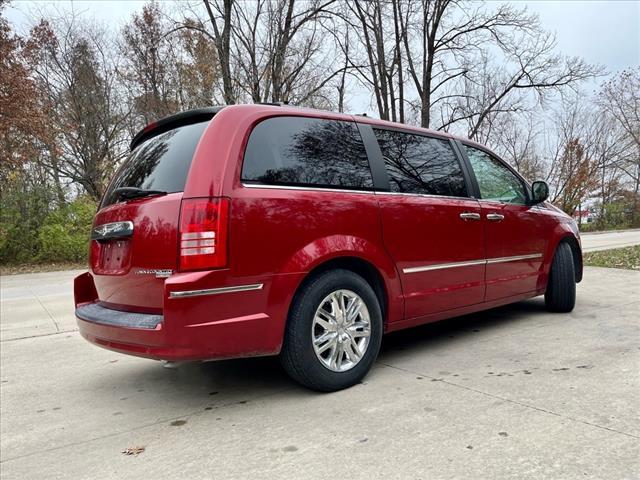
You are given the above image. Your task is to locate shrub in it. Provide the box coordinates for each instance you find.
[0,173,56,264]
[591,201,632,232]
[37,197,96,263]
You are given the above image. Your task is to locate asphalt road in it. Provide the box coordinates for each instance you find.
[1,233,639,479]
[581,228,640,252]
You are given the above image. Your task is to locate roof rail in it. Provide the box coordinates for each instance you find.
[255,101,290,107]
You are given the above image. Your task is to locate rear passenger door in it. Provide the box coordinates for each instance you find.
[368,127,485,320]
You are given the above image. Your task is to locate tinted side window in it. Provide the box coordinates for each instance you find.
[242,117,373,189]
[103,121,208,207]
[373,129,467,197]
[464,146,527,204]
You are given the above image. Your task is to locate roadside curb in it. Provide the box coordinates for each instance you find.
[580,228,640,236]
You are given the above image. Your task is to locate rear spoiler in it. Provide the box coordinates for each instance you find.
[130,106,225,150]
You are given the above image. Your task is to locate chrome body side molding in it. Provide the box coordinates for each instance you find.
[403,259,486,274]
[486,253,542,264]
[403,253,543,274]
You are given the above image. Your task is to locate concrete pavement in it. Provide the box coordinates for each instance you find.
[1,264,639,479]
[581,229,640,252]
[0,269,83,342]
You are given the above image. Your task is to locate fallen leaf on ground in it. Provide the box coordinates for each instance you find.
[122,446,145,456]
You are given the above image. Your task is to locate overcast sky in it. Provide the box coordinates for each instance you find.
[516,0,639,75]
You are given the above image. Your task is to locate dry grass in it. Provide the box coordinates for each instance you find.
[583,245,640,271]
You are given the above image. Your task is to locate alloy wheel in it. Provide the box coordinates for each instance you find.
[311,289,371,372]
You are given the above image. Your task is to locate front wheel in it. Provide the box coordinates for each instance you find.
[280,269,383,392]
[545,242,576,313]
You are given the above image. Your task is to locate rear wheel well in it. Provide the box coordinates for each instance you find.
[558,236,583,283]
[293,257,388,325]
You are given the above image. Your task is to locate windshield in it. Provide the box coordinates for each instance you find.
[102,121,209,207]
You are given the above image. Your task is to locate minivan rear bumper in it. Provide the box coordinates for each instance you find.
[74,270,304,361]
[77,303,163,329]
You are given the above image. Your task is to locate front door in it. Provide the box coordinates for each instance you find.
[372,128,485,320]
[463,145,550,301]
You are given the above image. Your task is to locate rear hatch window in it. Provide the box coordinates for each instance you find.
[102,121,209,207]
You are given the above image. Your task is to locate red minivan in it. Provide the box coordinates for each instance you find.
[75,104,582,391]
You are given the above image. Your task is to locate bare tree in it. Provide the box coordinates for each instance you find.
[26,17,129,200]
[335,28,350,113]
[341,0,599,135]
[266,0,336,103]
[120,2,182,125]
[490,113,544,181]
[544,96,606,216]
[202,0,235,104]
[598,68,640,225]
[346,0,397,121]
[231,0,339,105]
[174,0,340,106]
[451,26,601,140]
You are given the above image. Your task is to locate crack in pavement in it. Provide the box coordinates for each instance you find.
[31,292,61,333]
[1,329,79,343]
[377,362,640,440]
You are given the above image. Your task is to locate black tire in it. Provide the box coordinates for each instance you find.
[280,269,383,392]
[545,242,576,313]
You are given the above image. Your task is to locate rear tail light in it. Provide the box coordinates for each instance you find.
[179,197,229,271]
[90,239,100,270]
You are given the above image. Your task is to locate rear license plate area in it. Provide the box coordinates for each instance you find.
[92,239,132,275]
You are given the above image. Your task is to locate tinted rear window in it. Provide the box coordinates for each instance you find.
[102,121,208,206]
[241,116,373,189]
[374,129,467,197]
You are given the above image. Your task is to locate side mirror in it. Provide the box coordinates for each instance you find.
[531,180,549,205]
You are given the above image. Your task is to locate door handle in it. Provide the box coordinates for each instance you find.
[487,213,505,221]
[459,212,481,221]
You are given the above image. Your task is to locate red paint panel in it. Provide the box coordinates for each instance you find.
[377,193,485,319]
[90,193,182,310]
[482,201,556,301]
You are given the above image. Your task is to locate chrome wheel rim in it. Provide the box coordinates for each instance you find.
[311,289,371,372]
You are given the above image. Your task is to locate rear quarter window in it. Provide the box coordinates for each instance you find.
[102,121,209,207]
[241,116,373,190]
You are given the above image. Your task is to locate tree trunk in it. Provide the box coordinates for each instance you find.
[203,0,235,104]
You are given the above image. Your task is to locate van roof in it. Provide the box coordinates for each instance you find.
[131,103,483,151]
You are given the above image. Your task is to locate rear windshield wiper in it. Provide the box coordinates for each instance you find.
[112,187,168,201]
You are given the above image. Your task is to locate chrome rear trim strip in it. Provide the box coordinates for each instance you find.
[375,191,474,201]
[403,259,486,274]
[241,183,477,201]
[241,183,374,195]
[169,283,264,299]
[403,253,542,274]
